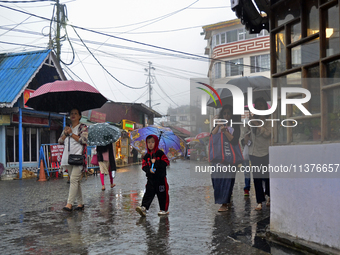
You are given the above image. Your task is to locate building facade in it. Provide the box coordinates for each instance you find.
[0,50,66,176]
[202,19,270,87]
[231,0,340,251]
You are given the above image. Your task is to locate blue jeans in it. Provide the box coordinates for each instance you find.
[242,160,251,191]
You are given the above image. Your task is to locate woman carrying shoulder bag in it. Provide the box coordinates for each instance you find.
[211,104,241,212]
[59,108,88,211]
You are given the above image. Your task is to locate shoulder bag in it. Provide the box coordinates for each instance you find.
[208,132,244,165]
[68,135,84,165]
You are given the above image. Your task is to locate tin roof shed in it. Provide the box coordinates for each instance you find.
[0,49,66,108]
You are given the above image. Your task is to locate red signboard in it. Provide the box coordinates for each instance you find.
[51,145,64,162]
[89,110,106,123]
[24,89,35,108]
[12,114,49,126]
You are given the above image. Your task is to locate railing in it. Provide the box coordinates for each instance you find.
[37,144,99,179]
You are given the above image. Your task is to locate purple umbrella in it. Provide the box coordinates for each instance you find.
[130,125,187,161]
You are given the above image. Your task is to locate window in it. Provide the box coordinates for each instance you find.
[221,33,226,44]
[216,34,220,45]
[179,116,188,121]
[227,30,237,43]
[250,54,270,73]
[325,4,340,57]
[212,28,269,49]
[270,0,340,144]
[259,29,269,36]
[214,62,221,79]
[212,36,216,48]
[238,29,246,40]
[226,58,243,77]
[6,126,38,163]
[170,116,176,122]
[245,31,257,40]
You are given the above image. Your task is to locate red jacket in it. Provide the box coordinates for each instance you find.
[142,135,169,179]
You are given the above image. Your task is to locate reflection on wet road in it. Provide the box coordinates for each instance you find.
[0,161,302,254]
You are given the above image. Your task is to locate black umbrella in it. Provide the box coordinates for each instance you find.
[88,123,121,146]
[26,80,107,113]
[207,76,271,108]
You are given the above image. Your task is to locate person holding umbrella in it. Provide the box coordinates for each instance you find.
[97,143,116,191]
[136,135,170,217]
[87,122,121,191]
[59,108,88,211]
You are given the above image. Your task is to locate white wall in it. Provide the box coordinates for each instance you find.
[269,143,340,249]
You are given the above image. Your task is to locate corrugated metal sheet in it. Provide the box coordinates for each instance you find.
[0,49,51,107]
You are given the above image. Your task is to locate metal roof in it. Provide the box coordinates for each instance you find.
[0,49,51,108]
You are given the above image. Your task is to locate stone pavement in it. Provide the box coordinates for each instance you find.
[0,160,303,254]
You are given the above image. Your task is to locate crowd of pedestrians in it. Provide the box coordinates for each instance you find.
[58,97,271,216]
[210,97,271,212]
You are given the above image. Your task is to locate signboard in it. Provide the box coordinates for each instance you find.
[135,123,143,129]
[0,115,10,125]
[89,110,106,123]
[120,138,129,157]
[50,145,64,162]
[12,114,49,126]
[122,119,135,131]
[24,89,35,108]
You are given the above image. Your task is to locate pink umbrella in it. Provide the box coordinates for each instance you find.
[184,137,195,143]
[195,132,210,140]
[26,80,107,113]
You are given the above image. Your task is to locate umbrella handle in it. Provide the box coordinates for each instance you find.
[151,163,155,173]
[159,131,163,141]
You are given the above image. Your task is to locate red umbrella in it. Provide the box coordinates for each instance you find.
[184,137,196,143]
[26,80,107,113]
[195,132,210,140]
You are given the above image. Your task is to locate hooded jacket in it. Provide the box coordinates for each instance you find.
[142,134,170,178]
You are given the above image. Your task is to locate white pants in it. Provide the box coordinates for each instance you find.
[67,165,83,205]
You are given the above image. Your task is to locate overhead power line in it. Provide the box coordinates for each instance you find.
[0,40,45,48]
[87,0,198,30]
[0,5,211,61]
[154,76,179,107]
[119,0,199,35]
[72,26,148,90]
[0,0,54,2]
[0,4,270,71]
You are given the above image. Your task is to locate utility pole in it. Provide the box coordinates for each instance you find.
[56,0,61,63]
[48,0,66,64]
[144,61,155,108]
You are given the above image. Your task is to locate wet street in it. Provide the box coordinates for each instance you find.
[0,160,303,254]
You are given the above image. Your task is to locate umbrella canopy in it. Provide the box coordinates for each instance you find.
[245,103,271,110]
[26,80,107,113]
[130,125,187,161]
[207,76,271,108]
[184,137,195,143]
[88,123,121,146]
[195,132,210,140]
